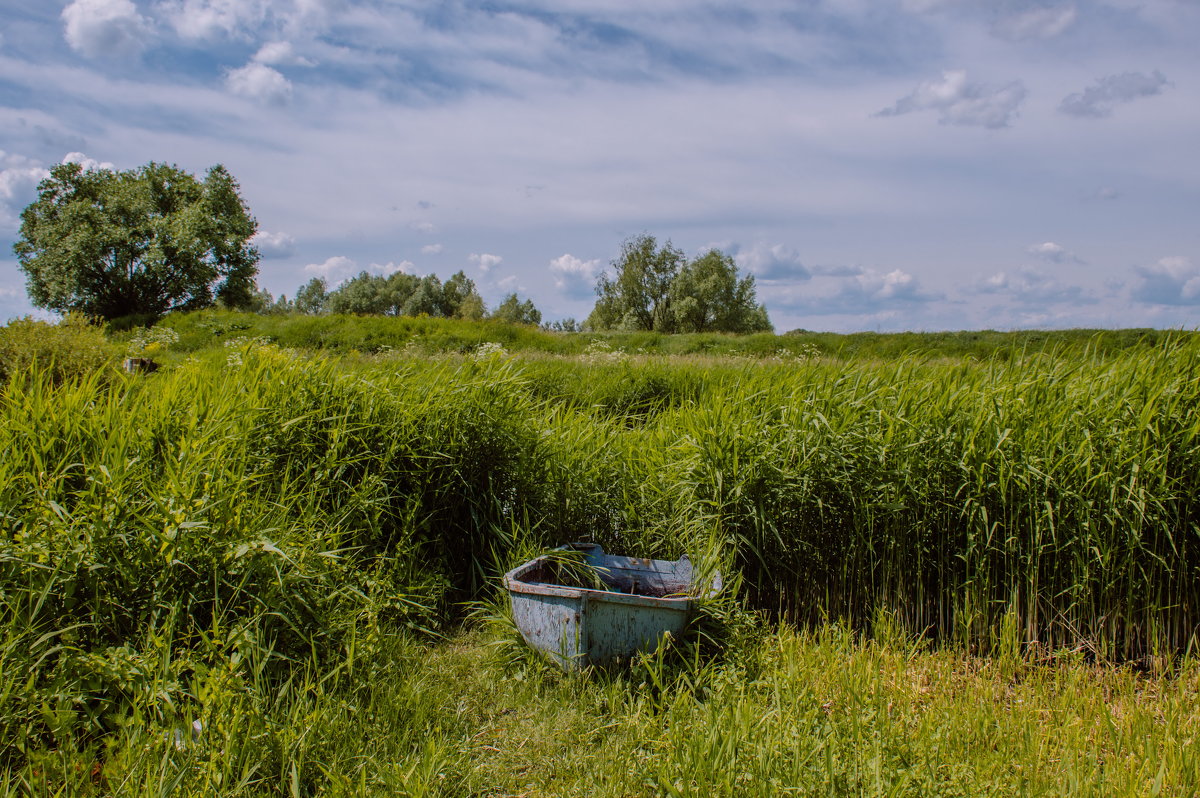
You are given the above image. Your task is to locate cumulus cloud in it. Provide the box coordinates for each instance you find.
[371,260,415,276]
[62,152,115,171]
[976,267,1088,305]
[420,243,444,255]
[251,230,296,258]
[304,255,356,282]
[163,0,263,41]
[1059,71,1170,118]
[0,152,50,230]
[1027,241,1082,264]
[470,253,502,274]
[1131,257,1200,305]
[732,243,810,281]
[991,5,1077,40]
[409,220,436,234]
[61,0,153,59]
[253,41,315,67]
[780,266,942,315]
[877,70,1027,129]
[548,253,601,299]
[225,62,293,105]
[0,153,49,200]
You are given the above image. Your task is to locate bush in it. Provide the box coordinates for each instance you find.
[0,314,117,384]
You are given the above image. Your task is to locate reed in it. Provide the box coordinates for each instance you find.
[2,325,1198,790]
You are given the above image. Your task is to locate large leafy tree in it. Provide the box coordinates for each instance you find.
[587,234,684,332]
[586,234,773,333]
[669,249,772,333]
[14,161,260,319]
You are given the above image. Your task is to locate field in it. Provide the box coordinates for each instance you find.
[2,313,1198,795]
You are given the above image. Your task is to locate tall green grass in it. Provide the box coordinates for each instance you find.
[3,331,1199,787]
[138,308,1192,361]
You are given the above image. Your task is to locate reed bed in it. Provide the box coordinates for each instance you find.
[2,330,1198,790]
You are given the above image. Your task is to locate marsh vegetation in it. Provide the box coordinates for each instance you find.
[2,314,1197,795]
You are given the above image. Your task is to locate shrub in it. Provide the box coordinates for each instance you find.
[0,313,117,384]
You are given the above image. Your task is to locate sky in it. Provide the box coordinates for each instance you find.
[1,0,1197,332]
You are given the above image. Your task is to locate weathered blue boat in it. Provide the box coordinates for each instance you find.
[503,543,722,669]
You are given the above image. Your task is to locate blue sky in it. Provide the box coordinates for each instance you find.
[1,0,1197,332]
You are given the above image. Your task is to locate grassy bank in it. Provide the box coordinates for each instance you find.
[127,309,1192,362]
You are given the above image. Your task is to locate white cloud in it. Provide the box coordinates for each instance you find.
[0,152,50,231]
[420,243,443,255]
[303,257,411,283]
[877,70,1027,129]
[548,253,600,298]
[370,260,414,276]
[1027,241,1082,264]
[774,266,942,316]
[251,230,296,258]
[0,153,49,200]
[163,0,264,41]
[303,255,356,282]
[409,220,436,234]
[991,5,1077,40]
[225,62,293,105]
[732,243,810,281]
[1059,71,1170,118]
[253,41,315,67]
[470,252,502,274]
[61,0,153,59]
[62,152,115,171]
[1131,257,1200,306]
[976,267,1088,305]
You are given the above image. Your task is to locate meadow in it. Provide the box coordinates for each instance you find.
[1,312,1198,795]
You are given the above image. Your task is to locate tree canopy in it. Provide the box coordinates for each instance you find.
[586,234,772,334]
[14,161,260,320]
[490,292,542,326]
[669,249,772,333]
[587,234,684,332]
[306,269,487,320]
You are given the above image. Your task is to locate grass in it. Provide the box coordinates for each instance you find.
[6,623,1198,796]
[2,314,1199,794]
[121,309,1194,362]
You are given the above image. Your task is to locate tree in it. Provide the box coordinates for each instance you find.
[490,293,542,326]
[442,270,486,320]
[669,249,772,333]
[14,161,259,320]
[403,275,446,317]
[293,277,329,315]
[587,234,684,332]
[586,235,774,334]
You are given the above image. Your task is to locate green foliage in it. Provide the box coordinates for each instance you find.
[13,162,259,320]
[588,233,684,331]
[292,276,328,315]
[4,330,1200,792]
[0,314,117,384]
[669,249,772,333]
[149,309,1194,363]
[587,235,772,333]
[490,292,542,326]
[323,269,485,320]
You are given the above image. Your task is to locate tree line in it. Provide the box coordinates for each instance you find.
[13,161,769,333]
[255,271,541,327]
